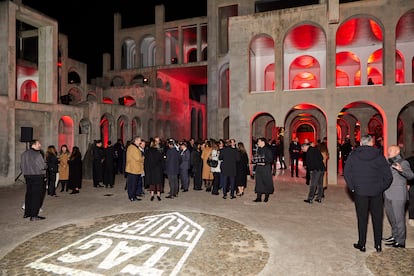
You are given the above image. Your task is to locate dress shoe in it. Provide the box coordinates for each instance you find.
[70,190,79,194]
[375,245,382,252]
[157,196,161,201]
[150,196,154,201]
[353,243,366,252]
[253,198,262,202]
[304,199,313,204]
[130,198,137,202]
[134,197,142,201]
[222,196,227,199]
[315,199,322,203]
[166,195,173,199]
[23,214,29,218]
[30,216,46,221]
[231,195,236,199]
[183,189,188,192]
[392,242,405,248]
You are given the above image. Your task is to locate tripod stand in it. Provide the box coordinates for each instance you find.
[15,142,30,182]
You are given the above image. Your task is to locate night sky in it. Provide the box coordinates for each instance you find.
[21,0,207,81]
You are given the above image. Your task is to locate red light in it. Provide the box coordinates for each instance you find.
[57,62,62,67]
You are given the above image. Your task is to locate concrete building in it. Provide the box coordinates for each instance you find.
[1,0,414,186]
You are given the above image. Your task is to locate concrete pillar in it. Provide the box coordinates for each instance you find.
[197,23,202,62]
[113,13,121,71]
[38,25,57,103]
[155,5,165,66]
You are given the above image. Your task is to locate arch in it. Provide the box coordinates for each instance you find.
[397,101,414,156]
[156,77,164,89]
[289,55,320,89]
[140,35,156,67]
[58,116,74,151]
[110,76,126,87]
[336,16,384,86]
[121,38,136,69]
[103,97,113,104]
[187,48,197,63]
[249,34,275,92]
[219,64,229,108]
[79,118,91,134]
[68,87,82,104]
[100,113,115,147]
[336,51,360,87]
[87,92,98,102]
[130,74,148,86]
[165,101,171,114]
[131,117,142,140]
[117,115,129,144]
[20,79,37,102]
[68,71,81,84]
[284,23,326,90]
[396,9,414,84]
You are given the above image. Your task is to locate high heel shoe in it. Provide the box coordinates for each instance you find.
[157,196,161,201]
[353,243,366,252]
[150,196,154,201]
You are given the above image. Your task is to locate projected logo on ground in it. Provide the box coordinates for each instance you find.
[27,212,204,275]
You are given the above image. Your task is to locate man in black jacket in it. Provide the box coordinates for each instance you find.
[344,134,392,253]
[302,142,325,204]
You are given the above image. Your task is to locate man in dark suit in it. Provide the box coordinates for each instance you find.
[344,134,392,253]
[289,137,301,177]
[219,139,240,199]
[302,142,325,203]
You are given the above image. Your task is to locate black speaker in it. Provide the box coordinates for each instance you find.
[20,127,33,142]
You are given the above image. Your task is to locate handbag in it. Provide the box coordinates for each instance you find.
[207,158,218,168]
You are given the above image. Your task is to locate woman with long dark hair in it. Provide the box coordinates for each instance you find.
[236,142,249,196]
[46,145,59,197]
[68,146,82,194]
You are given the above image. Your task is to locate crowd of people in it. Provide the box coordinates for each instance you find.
[20,131,414,251]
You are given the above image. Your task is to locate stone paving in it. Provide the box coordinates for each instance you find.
[0,170,413,275]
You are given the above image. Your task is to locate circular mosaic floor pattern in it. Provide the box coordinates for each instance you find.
[0,212,269,275]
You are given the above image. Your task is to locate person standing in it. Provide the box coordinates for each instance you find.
[302,142,325,203]
[164,140,181,198]
[179,141,191,192]
[252,137,274,202]
[289,137,301,177]
[45,145,59,197]
[236,142,249,196]
[210,140,222,195]
[125,136,144,202]
[340,137,353,175]
[103,141,116,188]
[92,140,105,188]
[344,134,392,253]
[317,137,329,191]
[68,146,82,194]
[113,138,126,174]
[58,144,70,192]
[276,137,287,170]
[21,139,47,221]
[191,142,203,190]
[219,139,240,199]
[383,145,414,248]
[145,139,165,201]
[201,140,214,192]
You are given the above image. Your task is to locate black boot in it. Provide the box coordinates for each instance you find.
[264,194,269,202]
[60,182,65,192]
[253,194,262,202]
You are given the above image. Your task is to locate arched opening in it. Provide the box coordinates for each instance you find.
[58,116,74,151]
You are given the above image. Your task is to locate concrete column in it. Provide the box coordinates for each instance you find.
[326,109,338,185]
[155,5,165,66]
[178,27,183,63]
[113,13,121,71]
[38,25,57,104]
[197,23,202,62]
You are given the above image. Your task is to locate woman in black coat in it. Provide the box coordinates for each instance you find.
[68,146,82,194]
[191,142,203,190]
[144,140,164,201]
[253,137,274,202]
[236,142,249,196]
[46,145,59,196]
